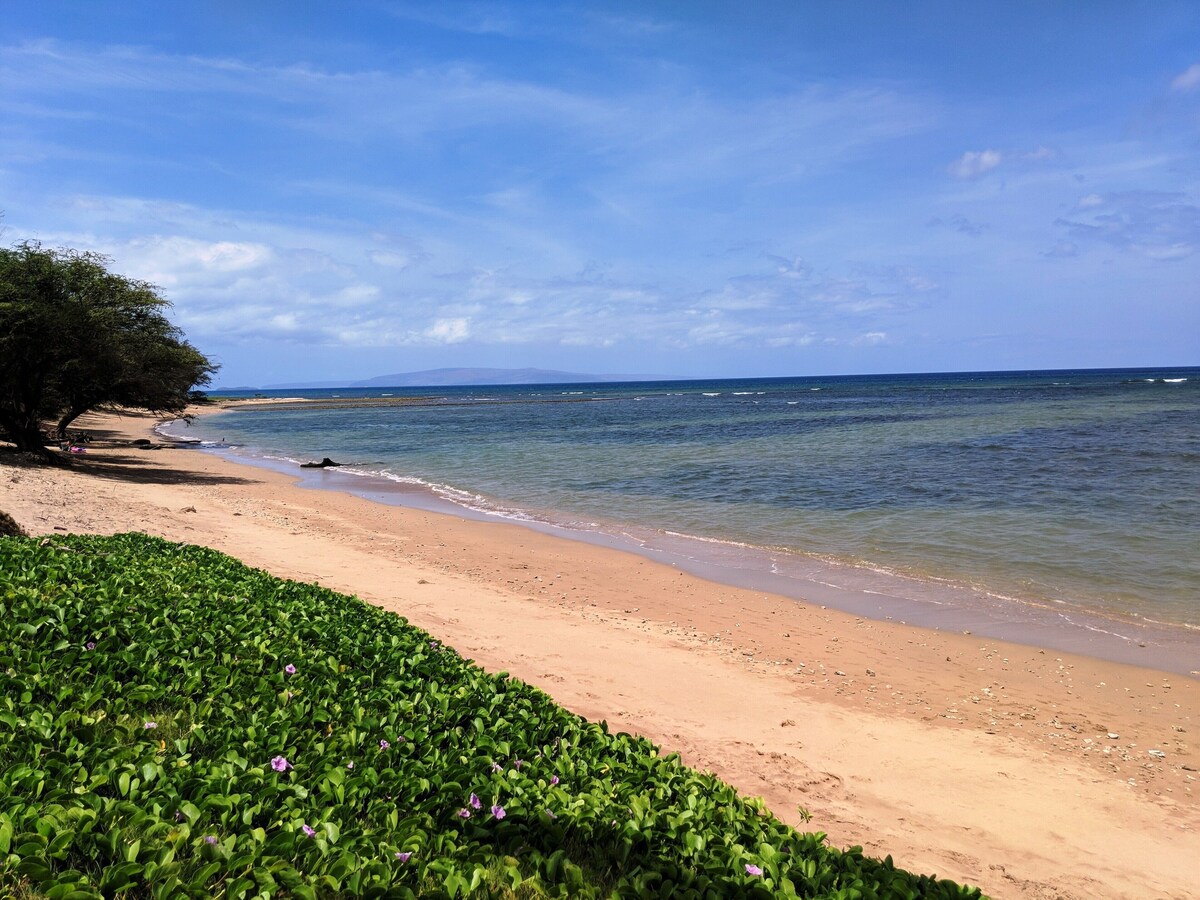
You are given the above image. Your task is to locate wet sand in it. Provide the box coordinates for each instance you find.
[3,408,1198,899]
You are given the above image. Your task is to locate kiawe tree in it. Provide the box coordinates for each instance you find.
[0,241,217,455]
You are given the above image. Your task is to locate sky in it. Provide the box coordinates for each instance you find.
[2,1,1199,386]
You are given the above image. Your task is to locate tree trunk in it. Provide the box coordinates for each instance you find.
[0,410,55,457]
[56,407,88,441]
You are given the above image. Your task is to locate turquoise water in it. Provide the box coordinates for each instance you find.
[173,368,1200,638]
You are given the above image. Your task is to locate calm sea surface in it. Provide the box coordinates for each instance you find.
[168,368,1199,662]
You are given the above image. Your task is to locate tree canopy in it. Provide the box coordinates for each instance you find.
[0,241,217,455]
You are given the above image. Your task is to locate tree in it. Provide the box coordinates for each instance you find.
[0,241,218,455]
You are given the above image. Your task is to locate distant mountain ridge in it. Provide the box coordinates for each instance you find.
[253,367,667,390]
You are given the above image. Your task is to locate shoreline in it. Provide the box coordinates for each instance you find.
[164,403,1200,679]
[3,407,1199,899]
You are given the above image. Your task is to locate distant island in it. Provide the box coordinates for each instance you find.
[226,367,671,390]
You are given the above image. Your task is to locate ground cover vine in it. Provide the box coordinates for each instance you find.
[0,533,985,898]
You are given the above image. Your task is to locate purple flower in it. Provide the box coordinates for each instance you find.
[550,775,559,785]
[144,721,157,729]
[204,835,218,845]
[379,739,390,750]
[491,805,506,820]
[271,755,291,772]
[745,864,763,876]
[395,851,412,862]
[469,793,482,810]
[457,808,471,819]
[174,810,185,822]
[490,762,502,773]
[514,759,524,770]
[346,761,355,770]
[302,824,316,837]
[284,664,296,675]
[85,642,96,650]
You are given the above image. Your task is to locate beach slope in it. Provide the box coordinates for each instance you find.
[3,409,1197,899]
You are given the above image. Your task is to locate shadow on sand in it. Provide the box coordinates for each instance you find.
[0,442,257,489]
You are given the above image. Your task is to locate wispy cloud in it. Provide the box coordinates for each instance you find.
[381,2,520,36]
[1171,63,1200,92]
[4,4,1198,379]
[1,39,932,194]
[927,214,985,237]
[24,189,929,357]
[948,149,1002,179]
[1056,190,1200,260]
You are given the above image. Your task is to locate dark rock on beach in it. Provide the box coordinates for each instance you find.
[300,457,342,468]
[0,510,27,537]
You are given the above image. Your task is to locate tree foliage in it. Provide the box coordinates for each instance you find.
[0,241,217,454]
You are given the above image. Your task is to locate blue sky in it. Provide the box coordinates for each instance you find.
[3,2,1198,386]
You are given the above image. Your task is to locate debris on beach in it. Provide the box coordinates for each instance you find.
[300,457,343,468]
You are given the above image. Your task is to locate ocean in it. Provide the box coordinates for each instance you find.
[164,367,1200,673]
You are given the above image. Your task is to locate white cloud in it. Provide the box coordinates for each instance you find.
[765,332,817,349]
[852,331,888,346]
[948,149,1002,179]
[1171,63,1200,92]
[424,317,471,343]
[370,250,416,269]
[95,235,275,288]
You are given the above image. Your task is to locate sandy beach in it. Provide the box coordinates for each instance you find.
[3,408,1198,899]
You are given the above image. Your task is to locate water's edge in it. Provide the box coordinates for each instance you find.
[161,415,1199,679]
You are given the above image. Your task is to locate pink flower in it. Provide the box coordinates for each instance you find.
[379,739,390,750]
[745,864,763,876]
[395,851,412,862]
[490,762,502,773]
[271,755,291,772]
[284,664,296,674]
[144,721,157,729]
[302,824,316,837]
[550,776,559,785]
[469,793,482,810]
[514,759,524,770]
[491,805,506,820]
[346,761,354,769]
[457,808,471,819]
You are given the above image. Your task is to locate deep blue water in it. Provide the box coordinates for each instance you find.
[177,367,1200,631]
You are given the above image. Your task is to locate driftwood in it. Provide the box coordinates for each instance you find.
[300,457,342,468]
